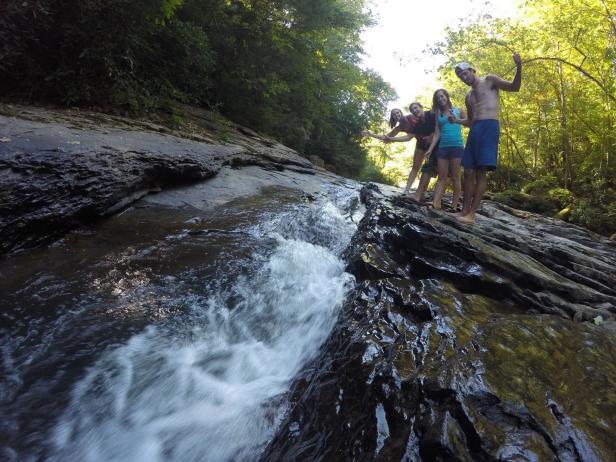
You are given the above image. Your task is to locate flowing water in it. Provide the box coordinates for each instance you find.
[1,175,362,461]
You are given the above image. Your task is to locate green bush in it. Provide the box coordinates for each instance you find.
[492,190,557,214]
[0,0,215,109]
[569,198,616,236]
[547,187,574,209]
[522,175,559,195]
[358,162,390,184]
[493,183,615,236]
[488,164,528,192]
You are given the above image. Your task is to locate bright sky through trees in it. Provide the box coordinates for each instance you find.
[361,0,520,110]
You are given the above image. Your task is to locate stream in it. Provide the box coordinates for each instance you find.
[1,167,362,461]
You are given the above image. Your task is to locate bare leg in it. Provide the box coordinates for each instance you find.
[457,168,488,224]
[404,148,426,194]
[411,172,432,202]
[458,168,475,217]
[451,158,462,210]
[432,157,449,209]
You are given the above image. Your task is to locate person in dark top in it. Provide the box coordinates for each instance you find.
[364,103,437,198]
[363,107,419,194]
[408,102,436,150]
[363,108,416,141]
[384,102,437,200]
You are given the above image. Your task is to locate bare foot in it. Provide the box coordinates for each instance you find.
[455,214,475,224]
[452,209,468,218]
[408,195,420,202]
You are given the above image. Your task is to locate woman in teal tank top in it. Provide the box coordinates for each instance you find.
[425,89,467,210]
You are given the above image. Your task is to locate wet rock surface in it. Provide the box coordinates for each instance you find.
[3,106,616,461]
[0,105,313,254]
[264,184,616,461]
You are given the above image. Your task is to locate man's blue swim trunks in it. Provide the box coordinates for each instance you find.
[462,119,500,170]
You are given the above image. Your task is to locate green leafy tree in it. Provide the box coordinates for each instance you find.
[1,0,395,176]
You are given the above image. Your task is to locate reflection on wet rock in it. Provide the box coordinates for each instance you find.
[265,183,616,461]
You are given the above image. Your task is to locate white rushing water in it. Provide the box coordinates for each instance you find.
[50,191,359,461]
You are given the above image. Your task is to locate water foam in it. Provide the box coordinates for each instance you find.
[51,194,358,461]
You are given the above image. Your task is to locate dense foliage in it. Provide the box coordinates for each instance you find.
[0,0,395,176]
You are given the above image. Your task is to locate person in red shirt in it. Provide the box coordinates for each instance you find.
[363,105,435,197]
[363,108,417,140]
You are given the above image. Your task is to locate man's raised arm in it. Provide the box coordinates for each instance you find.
[489,53,522,92]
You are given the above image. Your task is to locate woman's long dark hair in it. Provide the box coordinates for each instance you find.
[432,89,453,115]
[389,108,404,129]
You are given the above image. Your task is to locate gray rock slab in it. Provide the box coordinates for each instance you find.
[0,112,315,255]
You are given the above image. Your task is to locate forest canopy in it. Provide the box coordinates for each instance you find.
[0,0,395,176]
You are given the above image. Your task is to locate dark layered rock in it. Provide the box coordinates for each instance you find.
[4,105,616,460]
[0,105,313,254]
[264,184,616,461]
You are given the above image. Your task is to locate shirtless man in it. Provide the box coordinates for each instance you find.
[454,53,522,224]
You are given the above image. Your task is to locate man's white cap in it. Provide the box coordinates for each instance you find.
[455,62,474,73]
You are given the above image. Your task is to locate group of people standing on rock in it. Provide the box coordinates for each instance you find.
[363,53,522,224]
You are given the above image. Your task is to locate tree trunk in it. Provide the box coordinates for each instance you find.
[556,61,573,188]
[542,109,554,171]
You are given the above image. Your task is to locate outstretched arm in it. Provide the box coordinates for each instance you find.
[386,127,401,138]
[361,127,410,142]
[453,107,471,127]
[488,52,522,92]
[363,126,401,141]
[385,133,415,143]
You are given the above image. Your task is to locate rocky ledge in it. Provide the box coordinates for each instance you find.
[3,105,616,461]
[265,184,616,461]
[0,104,314,255]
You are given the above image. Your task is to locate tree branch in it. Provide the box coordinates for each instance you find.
[512,57,616,104]
[502,130,528,170]
[599,0,616,37]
